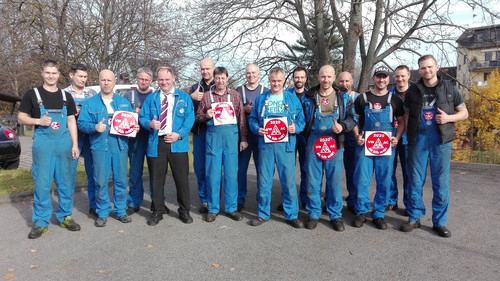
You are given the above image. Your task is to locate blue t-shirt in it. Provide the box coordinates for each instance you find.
[267,93,285,114]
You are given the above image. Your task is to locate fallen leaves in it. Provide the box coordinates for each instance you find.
[2,273,14,279]
[211,263,220,268]
[147,245,153,248]
[98,270,107,274]
[118,230,125,234]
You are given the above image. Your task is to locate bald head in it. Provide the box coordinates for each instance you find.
[99,69,116,96]
[245,63,261,87]
[200,58,215,83]
[337,71,354,94]
[318,65,336,92]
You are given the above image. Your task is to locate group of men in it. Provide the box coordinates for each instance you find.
[19,54,467,239]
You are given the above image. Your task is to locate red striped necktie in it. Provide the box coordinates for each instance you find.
[160,94,168,131]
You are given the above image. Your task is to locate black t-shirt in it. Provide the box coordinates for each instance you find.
[19,86,77,118]
[354,91,404,130]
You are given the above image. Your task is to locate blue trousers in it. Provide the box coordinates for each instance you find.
[237,141,259,205]
[407,133,451,227]
[71,132,96,209]
[305,138,344,220]
[353,145,394,219]
[92,138,128,218]
[32,134,73,227]
[256,142,299,221]
[343,144,357,208]
[389,140,409,207]
[126,131,150,209]
[296,133,307,205]
[193,130,207,204]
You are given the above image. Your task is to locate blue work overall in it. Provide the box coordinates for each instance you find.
[353,93,395,219]
[344,92,359,209]
[71,96,96,210]
[92,113,128,219]
[305,96,344,220]
[31,89,73,227]
[205,92,239,214]
[407,99,450,227]
[257,102,299,221]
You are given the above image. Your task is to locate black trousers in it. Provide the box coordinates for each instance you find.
[148,138,190,214]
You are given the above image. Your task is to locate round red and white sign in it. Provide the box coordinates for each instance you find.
[424,112,434,120]
[373,103,382,109]
[365,132,391,155]
[314,136,337,160]
[50,121,60,130]
[321,98,329,105]
[213,102,235,123]
[264,118,288,142]
[112,112,137,135]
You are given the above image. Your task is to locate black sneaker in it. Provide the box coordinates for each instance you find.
[373,218,388,230]
[114,215,132,223]
[400,220,421,232]
[237,204,244,212]
[433,226,451,238]
[353,213,367,228]
[385,204,398,211]
[227,211,243,221]
[305,218,318,230]
[179,212,193,224]
[60,216,81,231]
[95,218,107,227]
[28,226,48,239]
[199,202,208,213]
[205,212,217,222]
[250,217,267,226]
[89,208,97,217]
[286,219,304,229]
[147,213,163,226]
[330,218,345,232]
[276,204,284,211]
[126,206,140,216]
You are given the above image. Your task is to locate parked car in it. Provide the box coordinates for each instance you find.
[0,123,21,169]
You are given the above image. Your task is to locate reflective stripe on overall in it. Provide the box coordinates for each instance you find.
[256,98,299,221]
[205,90,239,214]
[353,93,394,219]
[92,113,129,218]
[407,98,450,226]
[305,94,344,220]
[71,95,96,209]
[31,88,73,227]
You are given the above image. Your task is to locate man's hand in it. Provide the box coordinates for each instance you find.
[258,127,266,136]
[331,118,343,134]
[190,85,204,101]
[288,120,296,134]
[134,124,140,132]
[207,108,214,118]
[134,103,141,114]
[436,108,449,124]
[71,145,79,160]
[39,112,51,126]
[355,131,365,146]
[164,132,180,143]
[244,102,253,114]
[240,141,248,152]
[150,116,160,130]
[95,118,107,133]
[390,136,399,147]
[75,103,81,117]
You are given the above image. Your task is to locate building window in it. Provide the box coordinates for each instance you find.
[485,52,493,61]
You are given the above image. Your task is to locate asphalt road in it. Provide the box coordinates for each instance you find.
[1,136,499,280]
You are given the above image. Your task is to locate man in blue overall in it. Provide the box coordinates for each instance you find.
[400,55,468,238]
[236,63,268,212]
[123,68,154,216]
[387,65,411,212]
[336,72,359,213]
[196,66,247,222]
[78,69,139,227]
[18,60,81,239]
[189,58,215,213]
[352,67,405,229]
[63,63,97,216]
[248,67,305,228]
[302,65,356,231]
[139,66,195,226]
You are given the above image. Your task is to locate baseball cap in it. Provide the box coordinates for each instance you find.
[373,66,390,77]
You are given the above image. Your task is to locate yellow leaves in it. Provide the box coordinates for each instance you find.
[98,270,107,274]
[146,244,153,248]
[211,263,220,268]
[2,273,14,279]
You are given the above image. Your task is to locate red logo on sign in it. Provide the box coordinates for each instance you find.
[393,120,398,128]
[424,112,434,120]
[321,98,329,105]
[264,118,288,142]
[112,112,137,135]
[373,103,382,109]
[213,102,235,123]
[366,132,391,155]
[50,122,60,130]
[314,136,337,160]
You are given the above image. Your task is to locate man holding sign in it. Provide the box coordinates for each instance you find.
[351,67,405,230]
[78,69,139,227]
[248,67,306,228]
[302,65,356,231]
[195,66,247,223]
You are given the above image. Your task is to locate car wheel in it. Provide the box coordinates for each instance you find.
[3,159,20,170]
